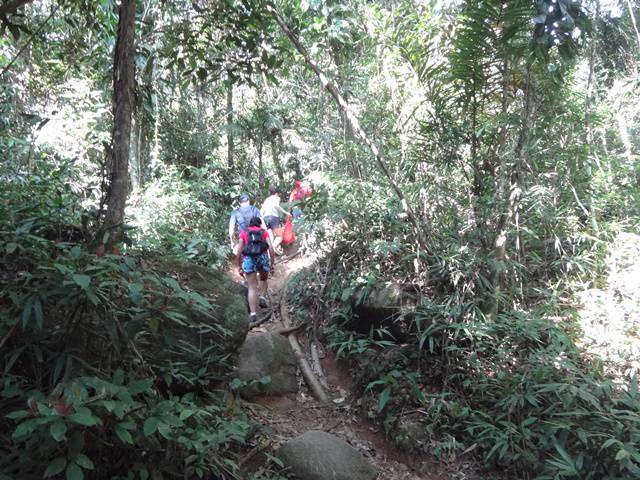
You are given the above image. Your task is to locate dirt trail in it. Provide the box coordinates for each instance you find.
[229,249,463,480]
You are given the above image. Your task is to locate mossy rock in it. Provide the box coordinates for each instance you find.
[277,431,377,480]
[136,255,249,382]
[393,416,427,451]
[236,332,298,398]
[348,282,419,341]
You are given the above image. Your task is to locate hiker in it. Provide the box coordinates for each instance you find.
[236,216,276,325]
[288,180,313,204]
[229,194,262,256]
[260,185,289,254]
[288,180,313,216]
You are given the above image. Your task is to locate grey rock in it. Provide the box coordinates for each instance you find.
[138,256,249,389]
[277,430,377,480]
[236,332,298,398]
[349,282,419,341]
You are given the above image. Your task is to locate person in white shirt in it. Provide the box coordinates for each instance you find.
[260,185,289,254]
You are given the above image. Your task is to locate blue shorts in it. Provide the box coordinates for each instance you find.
[242,253,271,274]
[264,215,281,229]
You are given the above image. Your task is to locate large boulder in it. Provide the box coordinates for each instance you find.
[135,256,249,388]
[277,430,377,480]
[236,332,298,398]
[348,282,418,341]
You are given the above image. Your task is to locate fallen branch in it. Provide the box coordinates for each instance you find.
[280,295,328,403]
[275,321,308,336]
[310,341,328,389]
[275,250,300,265]
[238,439,272,469]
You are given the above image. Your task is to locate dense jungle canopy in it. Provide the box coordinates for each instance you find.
[0,0,639,478]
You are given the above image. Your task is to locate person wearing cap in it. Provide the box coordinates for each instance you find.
[229,194,262,255]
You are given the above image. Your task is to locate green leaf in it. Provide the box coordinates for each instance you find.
[22,296,33,327]
[377,387,391,413]
[112,368,125,385]
[44,457,66,478]
[157,422,171,439]
[179,409,194,421]
[615,449,630,461]
[115,424,133,444]
[74,454,94,470]
[50,421,67,441]
[533,14,547,23]
[128,378,153,395]
[66,462,83,480]
[143,417,159,436]
[69,407,99,427]
[6,242,18,254]
[72,274,91,289]
[5,410,29,420]
[33,296,43,329]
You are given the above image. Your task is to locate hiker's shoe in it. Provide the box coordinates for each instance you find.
[258,295,269,308]
[274,245,284,256]
[248,313,258,326]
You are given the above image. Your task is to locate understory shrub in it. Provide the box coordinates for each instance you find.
[304,171,640,479]
[0,164,251,479]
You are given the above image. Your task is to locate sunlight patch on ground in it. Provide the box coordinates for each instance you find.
[577,231,640,376]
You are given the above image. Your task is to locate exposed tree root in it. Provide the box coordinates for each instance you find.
[279,295,329,403]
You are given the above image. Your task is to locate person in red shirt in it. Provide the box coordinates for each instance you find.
[236,216,276,325]
[289,180,313,203]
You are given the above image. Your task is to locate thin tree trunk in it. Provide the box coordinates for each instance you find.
[227,77,234,169]
[490,65,534,317]
[103,0,136,243]
[584,0,599,153]
[257,134,264,189]
[271,137,285,186]
[268,4,431,254]
[129,112,141,190]
[626,0,640,48]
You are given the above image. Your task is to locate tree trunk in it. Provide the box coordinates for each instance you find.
[257,134,264,189]
[489,65,534,317]
[227,77,234,169]
[584,0,599,154]
[271,137,285,187]
[103,0,136,243]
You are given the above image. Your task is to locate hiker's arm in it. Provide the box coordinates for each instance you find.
[228,216,236,246]
[236,240,244,270]
[266,236,276,270]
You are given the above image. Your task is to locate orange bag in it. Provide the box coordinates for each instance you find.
[282,215,296,245]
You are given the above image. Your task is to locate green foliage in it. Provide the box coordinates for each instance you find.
[0,164,250,479]
[128,164,232,267]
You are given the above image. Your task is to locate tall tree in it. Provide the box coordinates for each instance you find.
[226,74,234,169]
[103,0,136,242]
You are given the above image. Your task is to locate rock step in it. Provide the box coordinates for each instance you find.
[277,430,377,480]
[236,332,298,398]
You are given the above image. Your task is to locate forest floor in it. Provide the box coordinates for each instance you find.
[227,247,478,480]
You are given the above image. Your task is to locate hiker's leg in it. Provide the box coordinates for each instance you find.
[258,253,270,296]
[246,272,258,314]
[258,270,268,295]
